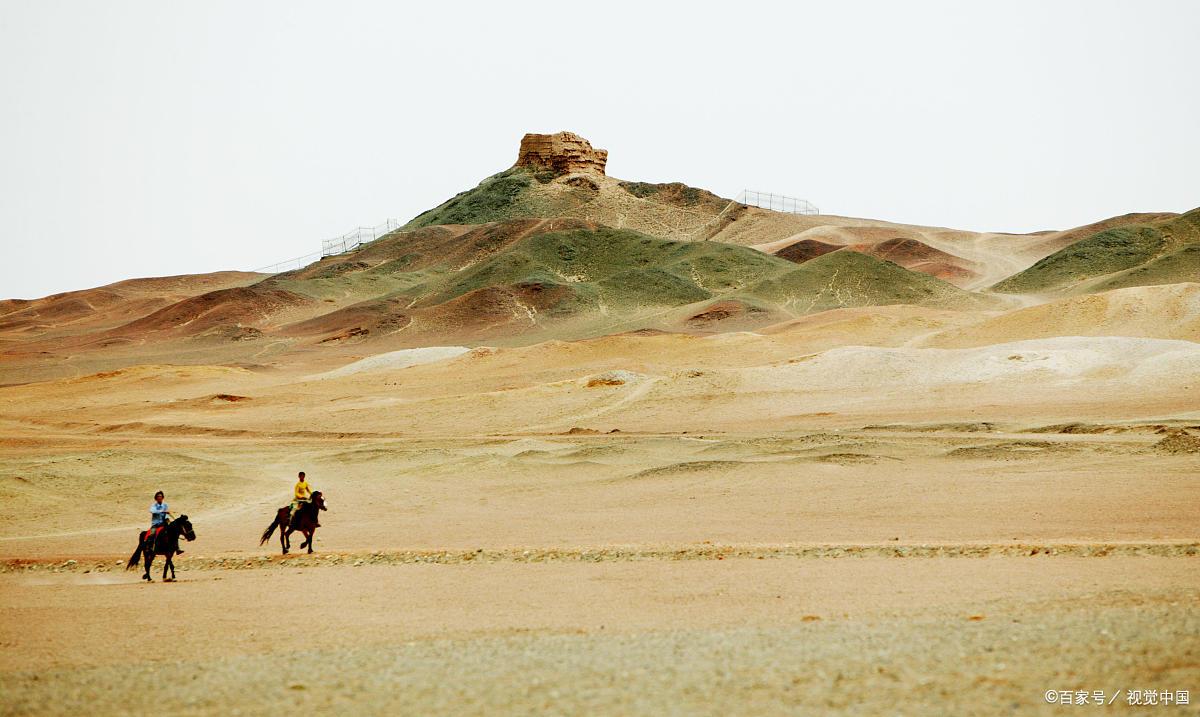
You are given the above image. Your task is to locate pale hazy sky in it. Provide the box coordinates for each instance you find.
[2,1,1197,299]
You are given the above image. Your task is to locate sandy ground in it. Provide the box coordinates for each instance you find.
[2,557,1198,715]
[2,431,1199,558]
[1,427,1198,715]
[2,281,1199,714]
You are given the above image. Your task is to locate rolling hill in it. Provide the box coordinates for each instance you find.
[268,221,989,345]
[993,209,1200,295]
[1,131,1194,386]
[0,272,262,344]
[924,283,1200,348]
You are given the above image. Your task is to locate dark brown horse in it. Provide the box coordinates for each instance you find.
[260,506,292,553]
[126,516,195,582]
[260,491,326,554]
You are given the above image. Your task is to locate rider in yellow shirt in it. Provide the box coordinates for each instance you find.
[292,471,312,511]
[291,471,321,528]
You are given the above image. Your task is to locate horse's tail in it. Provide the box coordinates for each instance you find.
[125,532,144,570]
[259,517,279,546]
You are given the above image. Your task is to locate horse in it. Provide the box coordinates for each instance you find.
[260,491,326,554]
[126,516,196,582]
[259,505,292,554]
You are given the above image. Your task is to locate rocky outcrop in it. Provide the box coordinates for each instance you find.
[515,131,607,176]
[1154,430,1200,454]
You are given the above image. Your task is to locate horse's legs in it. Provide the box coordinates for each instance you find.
[306,529,315,554]
[281,527,289,555]
[143,549,153,582]
[162,553,170,581]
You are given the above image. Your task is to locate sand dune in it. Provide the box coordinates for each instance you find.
[925,283,1200,348]
[315,346,472,378]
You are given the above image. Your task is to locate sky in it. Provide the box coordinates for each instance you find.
[2,1,1198,300]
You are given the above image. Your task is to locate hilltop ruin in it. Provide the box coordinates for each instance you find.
[515,131,608,176]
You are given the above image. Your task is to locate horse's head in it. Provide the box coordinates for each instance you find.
[175,515,196,542]
[312,491,327,511]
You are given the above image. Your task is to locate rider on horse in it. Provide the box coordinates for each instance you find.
[292,472,319,527]
[148,490,182,554]
[261,472,326,555]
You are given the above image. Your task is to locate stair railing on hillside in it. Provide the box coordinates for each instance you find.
[250,218,405,274]
[252,250,324,274]
[736,190,819,215]
[689,189,820,241]
[321,218,405,257]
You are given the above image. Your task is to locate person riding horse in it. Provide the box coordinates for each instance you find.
[148,490,181,554]
[127,489,196,582]
[261,471,327,554]
[292,471,319,528]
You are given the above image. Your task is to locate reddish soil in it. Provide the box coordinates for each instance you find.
[685,299,768,328]
[0,272,262,340]
[774,239,842,264]
[846,238,980,283]
[116,286,313,335]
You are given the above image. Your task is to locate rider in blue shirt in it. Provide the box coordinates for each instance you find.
[150,492,170,527]
[148,491,182,553]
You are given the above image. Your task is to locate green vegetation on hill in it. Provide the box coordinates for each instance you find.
[414,226,982,314]
[618,181,728,211]
[1090,244,1200,292]
[405,168,538,228]
[402,169,614,230]
[259,221,988,344]
[993,226,1166,293]
[422,228,723,309]
[75,200,1007,348]
[751,250,985,313]
[402,167,733,234]
[994,209,1200,294]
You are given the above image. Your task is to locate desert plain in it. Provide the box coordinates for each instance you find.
[1,133,1198,715]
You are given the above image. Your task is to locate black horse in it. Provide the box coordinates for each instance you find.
[126,516,196,582]
[260,491,326,554]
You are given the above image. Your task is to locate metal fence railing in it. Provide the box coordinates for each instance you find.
[252,251,324,274]
[321,218,404,257]
[736,190,819,215]
[250,218,405,274]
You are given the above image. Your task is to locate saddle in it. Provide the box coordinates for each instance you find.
[141,525,166,549]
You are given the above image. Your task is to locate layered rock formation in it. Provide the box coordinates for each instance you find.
[515,131,607,176]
